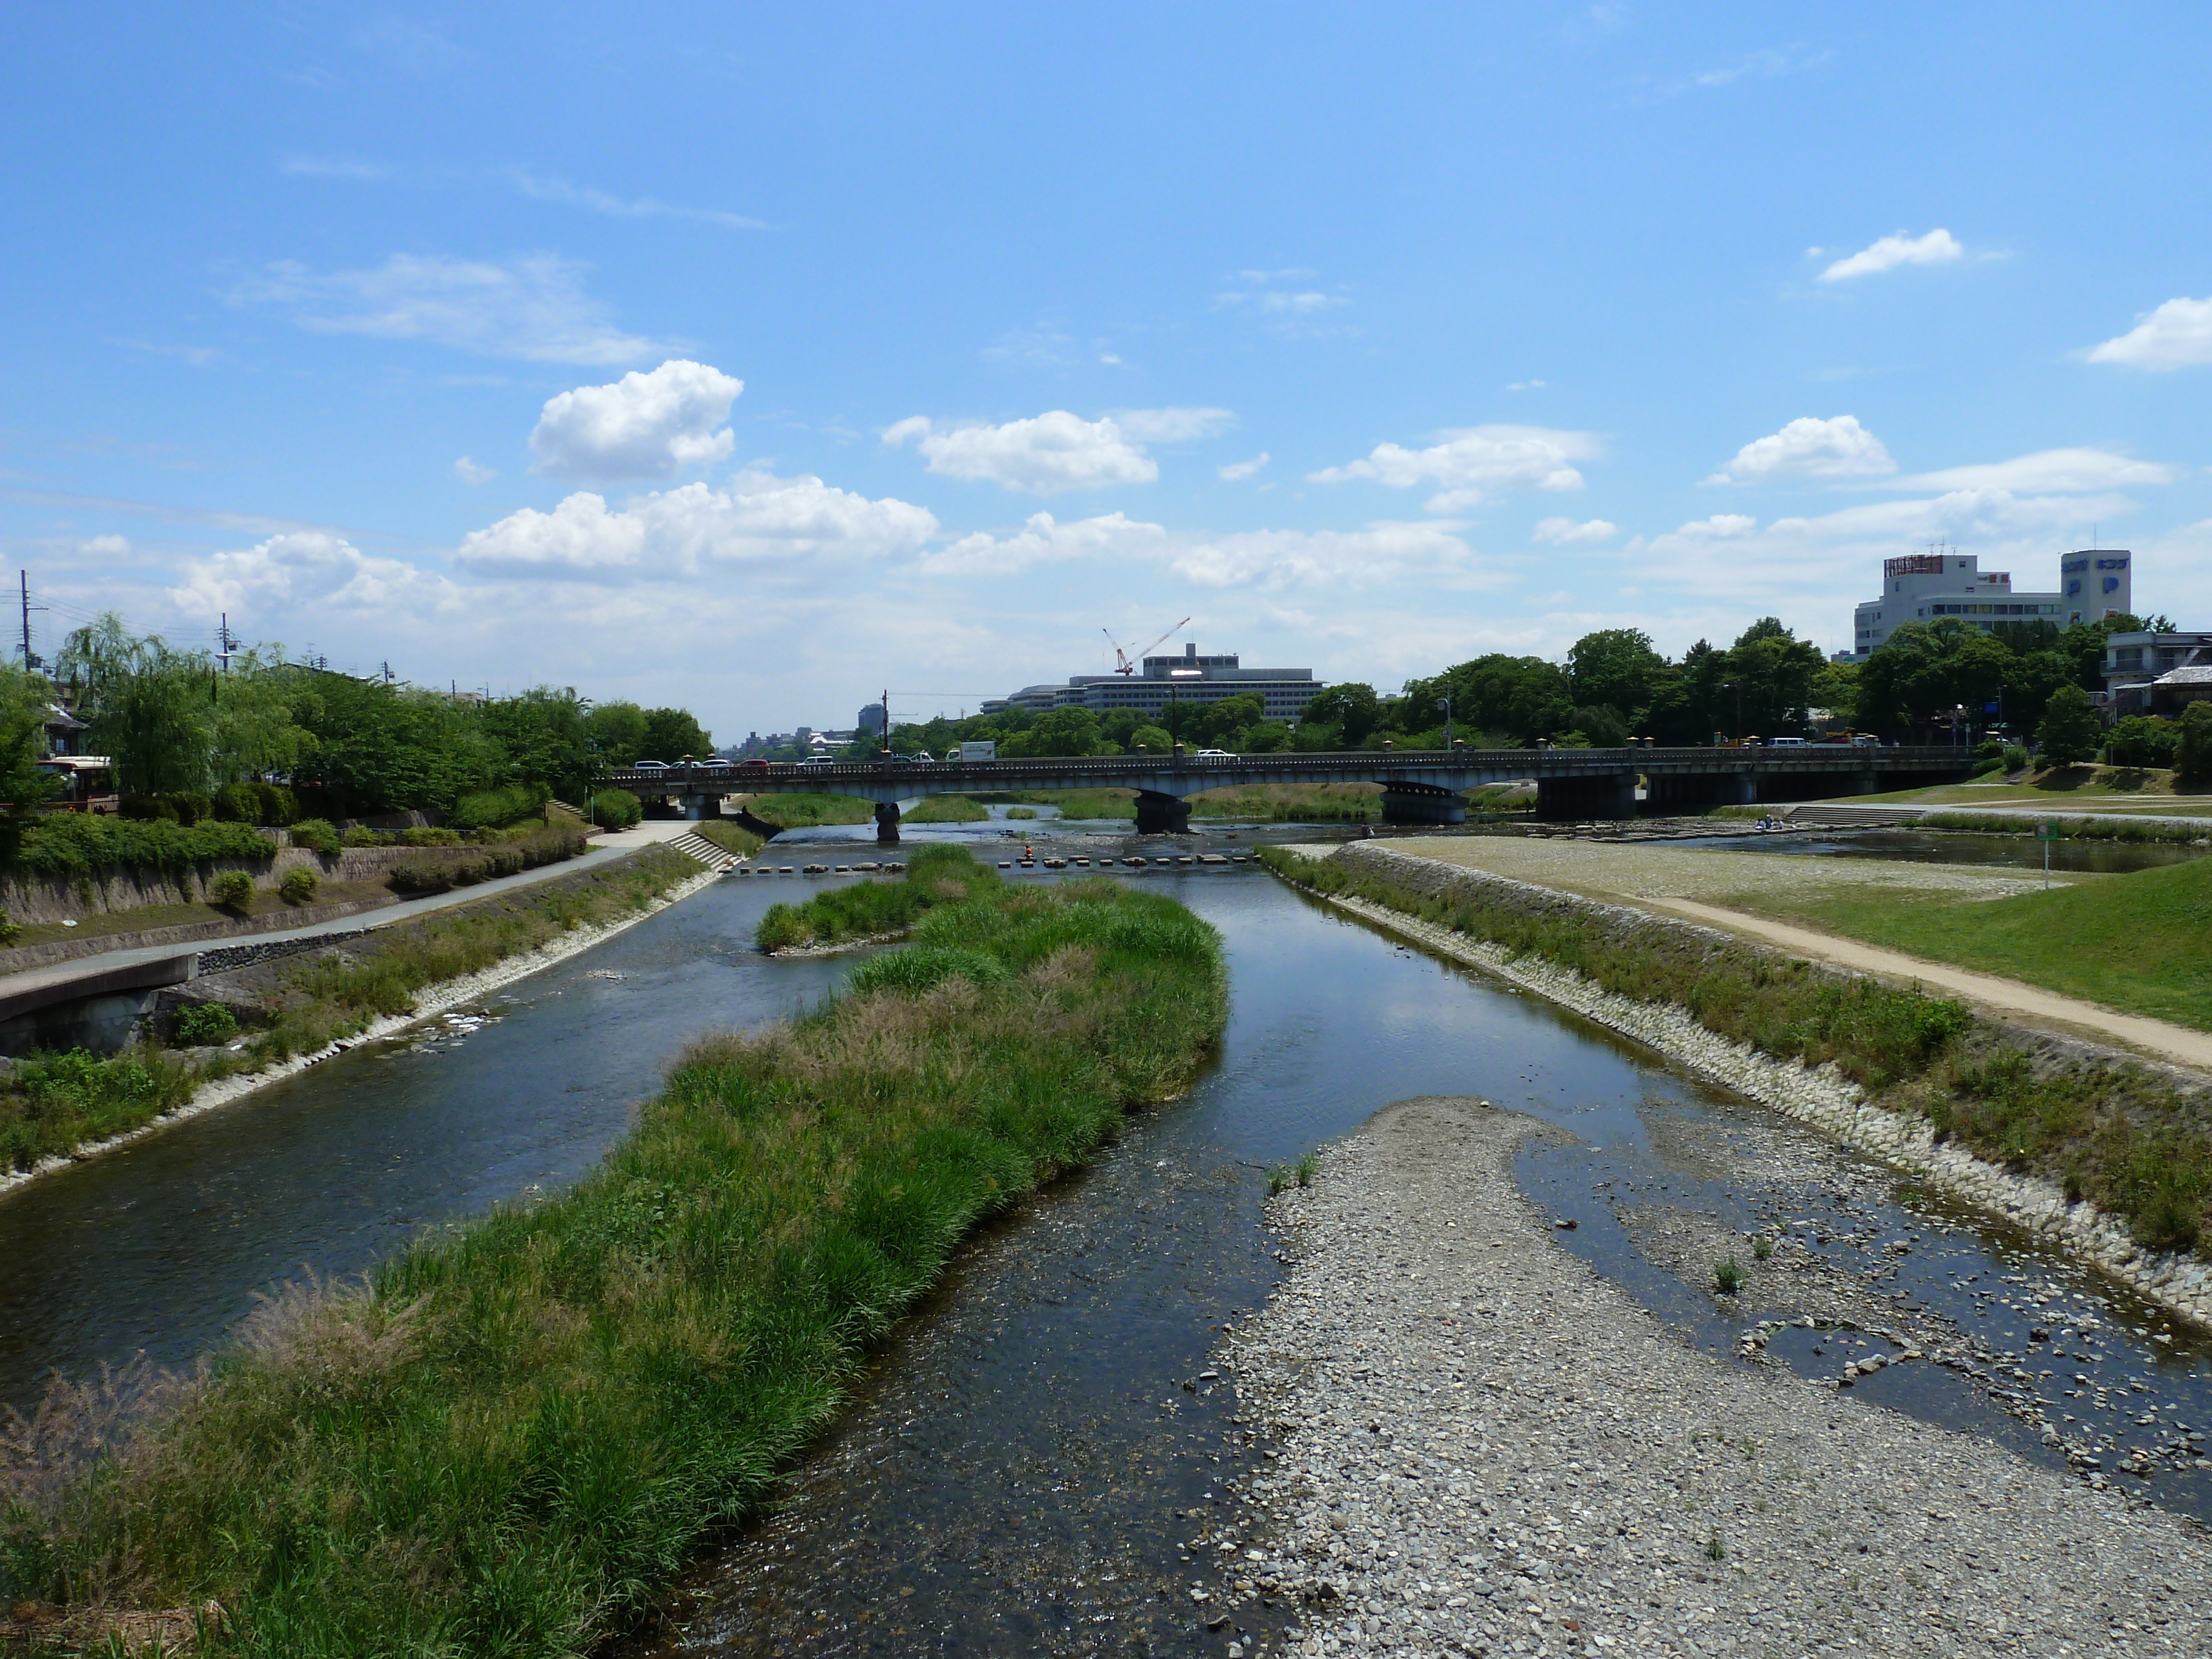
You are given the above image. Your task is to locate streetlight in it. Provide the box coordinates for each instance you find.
[1440,693,1454,752]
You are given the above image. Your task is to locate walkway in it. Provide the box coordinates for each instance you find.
[0,819,709,1010]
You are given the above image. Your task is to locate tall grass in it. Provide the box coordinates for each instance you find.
[1918,810,2211,844]
[757,843,988,952]
[0,1048,195,1173]
[900,795,989,823]
[693,821,765,859]
[1260,844,2212,1256]
[1,850,1224,1655]
[733,794,874,828]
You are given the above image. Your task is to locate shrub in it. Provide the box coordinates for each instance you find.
[1713,1258,1746,1295]
[174,1001,241,1045]
[1005,806,1039,820]
[287,818,340,855]
[2105,715,2178,770]
[212,782,264,823]
[2179,703,2212,787]
[12,815,274,883]
[208,870,257,911]
[451,782,554,833]
[118,794,178,822]
[388,826,588,896]
[2002,743,2031,774]
[342,826,396,848]
[399,827,463,847]
[589,788,643,830]
[255,782,298,826]
[279,867,320,905]
[0,912,17,948]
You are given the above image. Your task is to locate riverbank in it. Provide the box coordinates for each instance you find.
[0,846,713,1196]
[0,850,1227,1656]
[1260,843,2212,1332]
[1225,1097,2212,1658]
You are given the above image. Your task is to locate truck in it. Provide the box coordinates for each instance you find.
[958,740,997,762]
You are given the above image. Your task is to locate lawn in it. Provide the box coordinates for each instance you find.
[1722,853,2212,1032]
[1822,765,2212,815]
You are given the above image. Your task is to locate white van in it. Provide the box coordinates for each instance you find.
[958,740,997,761]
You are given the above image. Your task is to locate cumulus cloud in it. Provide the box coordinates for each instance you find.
[451,456,496,484]
[1309,425,1597,507]
[1533,517,1616,545]
[456,471,937,581]
[1218,453,1271,482]
[1703,415,1896,484]
[528,359,742,481]
[2086,296,2212,370]
[1171,522,1490,591]
[1895,448,2178,493]
[881,411,1157,494]
[1109,407,1236,443]
[919,512,1168,578]
[170,531,462,619]
[231,252,664,364]
[1818,229,1963,282]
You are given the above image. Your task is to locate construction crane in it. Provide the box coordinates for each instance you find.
[1102,615,1191,676]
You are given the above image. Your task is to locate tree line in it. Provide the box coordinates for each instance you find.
[1,615,713,822]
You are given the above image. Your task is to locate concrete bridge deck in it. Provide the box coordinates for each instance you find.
[611,745,1975,838]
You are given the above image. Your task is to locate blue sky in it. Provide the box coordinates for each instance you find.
[4,3,2208,738]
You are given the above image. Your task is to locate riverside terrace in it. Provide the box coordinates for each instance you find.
[609,745,1976,839]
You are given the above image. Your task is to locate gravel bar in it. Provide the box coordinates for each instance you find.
[1228,1097,2211,1658]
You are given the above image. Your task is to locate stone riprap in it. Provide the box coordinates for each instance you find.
[1228,1097,2212,1658]
[1292,843,2212,1333]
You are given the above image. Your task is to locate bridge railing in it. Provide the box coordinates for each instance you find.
[608,744,1971,790]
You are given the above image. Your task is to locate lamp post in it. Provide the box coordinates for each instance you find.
[1441,693,1454,752]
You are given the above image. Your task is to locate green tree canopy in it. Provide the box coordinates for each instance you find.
[2035,684,2104,766]
[640,706,713,763]
[1567,628,1665,726]
[587,701,649,767]
[1300,682,1381,745]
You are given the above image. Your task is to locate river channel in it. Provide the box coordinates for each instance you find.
[3,821,2208,1656]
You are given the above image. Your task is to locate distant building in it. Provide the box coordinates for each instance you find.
[2106,631,2212,718]
[982,642,1322,723]
[1843,549,2131,661]
[855,702,886,735]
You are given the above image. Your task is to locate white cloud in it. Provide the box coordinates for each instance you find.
[1172,521,1493,591]
[528,359,742,482]
[79,535,132,557]
[231,253,664,364]
[1213,276,1350,331]
[2086,296,2212,371]
[1818,229,1964,283]
[882,411,1157,494]
[508,170,766,230]
[1895,448,2178,493]
[171,531,462,620]
[451,456,497,484]
[1533,517,1616,545]
[1662,44,1832,95]
[1218,453,1270,482]
[1505,379,1546,392]
[1109,407,1236,443]
[278,155,392,180]
[1310,425,1598,504]
[455,471,937,581]
[919,512,1168,578]
[1703,415,1896,484]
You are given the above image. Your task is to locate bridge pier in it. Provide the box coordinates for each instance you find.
[1642,773,1754,812]
[874,801,901,844]
[1536,771,1639,821]
[1133,789,1191,835]
[1379,784,1467,826]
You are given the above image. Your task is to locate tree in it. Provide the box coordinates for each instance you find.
[481,687,600,803]
[1418,655,1573,743]
[588,701,649,766]
[1724,618,1825,738]
[1300,683,1380,747]
[639,706,713,762]
[1856,620,2010,735]
[1000,706,1106,758]
[0,665,58,855]
[2035,684,2103,766]
[2177,703,2212,787]
[1567,628,1665,727]
[286,672,497,816]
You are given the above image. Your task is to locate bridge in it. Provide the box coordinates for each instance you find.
[609,745,1973,841]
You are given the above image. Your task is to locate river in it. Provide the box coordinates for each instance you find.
[3,825,2206,1655]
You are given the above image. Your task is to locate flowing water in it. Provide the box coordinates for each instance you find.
[3,825,2206,1656]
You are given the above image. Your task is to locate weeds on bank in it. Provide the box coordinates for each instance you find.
[757,843,996,952]
[1713,1259,1746,1295]
[693,822,766,858]
[1257,844,2212,1259]
[0,849,1225,1657]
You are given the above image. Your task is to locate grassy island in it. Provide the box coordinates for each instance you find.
[1,848,1224,1656]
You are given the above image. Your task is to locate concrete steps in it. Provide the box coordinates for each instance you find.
[668,831,745,873]
[1783,804,1918,829]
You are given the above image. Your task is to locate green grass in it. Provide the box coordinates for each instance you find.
[1723,853,2212,1034]
[1916,811,2211,844]
[757,843,990,952]
[1,849,1225,1656]
[0,1048,196,1173]
[1827,768,2212,813]
[693,821,766,858]
[1259,843,2212,1260]
[900,795,990,823]
[734,793,875,828]
[967,788,1139,820]
[1189,782,1383,821]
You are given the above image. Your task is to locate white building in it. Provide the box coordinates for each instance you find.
[982,643,1321,723]
[1843,548,2132,661]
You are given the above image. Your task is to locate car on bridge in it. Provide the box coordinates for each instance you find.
[634,759,670,770]
[1193,748,1235,761]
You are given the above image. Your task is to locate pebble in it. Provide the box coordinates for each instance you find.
[1228,1097,2212,1657]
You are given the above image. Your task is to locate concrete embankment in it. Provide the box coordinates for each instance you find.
[1272,842,2212,1333]
[1227,1097,2212,1657]
[0,857,718,1199]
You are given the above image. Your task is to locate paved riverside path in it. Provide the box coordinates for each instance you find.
[0,818,708,1007]
[1343,837,2212,1074]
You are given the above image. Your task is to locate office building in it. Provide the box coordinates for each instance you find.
[980,643,1322,723]
[1842,548,2133,661]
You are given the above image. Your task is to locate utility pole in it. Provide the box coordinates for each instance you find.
[18,571,43,673]
[216,613,238,673]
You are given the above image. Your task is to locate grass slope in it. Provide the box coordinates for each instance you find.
[1730,852,2212,1034]
[1,848,1224,1656]
[900,795,990,823]
[1260,844,2212,1258]
[732,793,874,828]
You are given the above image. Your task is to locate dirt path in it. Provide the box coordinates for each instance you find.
[1639,895,2212,1071]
